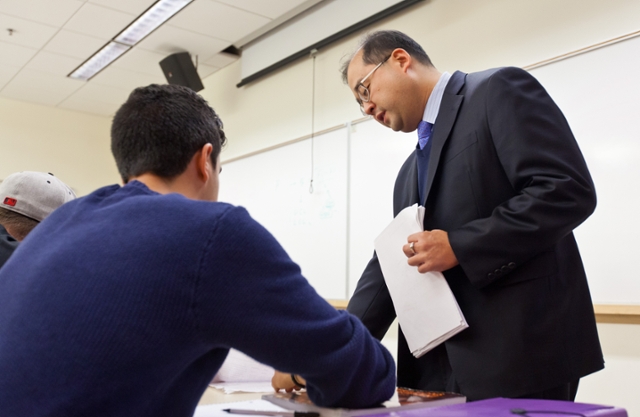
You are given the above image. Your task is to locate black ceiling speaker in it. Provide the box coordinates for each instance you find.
[159,52,204,92]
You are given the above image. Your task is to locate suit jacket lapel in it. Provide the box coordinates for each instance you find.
[394,151,420,215]
[421,71,467,204]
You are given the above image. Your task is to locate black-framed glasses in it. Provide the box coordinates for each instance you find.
[356,55,390,114]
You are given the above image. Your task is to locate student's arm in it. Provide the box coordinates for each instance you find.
[195,206,396,409]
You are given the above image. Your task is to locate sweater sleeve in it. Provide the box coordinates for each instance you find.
[194,206,396,408]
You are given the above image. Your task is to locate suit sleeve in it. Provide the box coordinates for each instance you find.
[346,251,397,340]
[195,206,396,408]
[448,67,596,287]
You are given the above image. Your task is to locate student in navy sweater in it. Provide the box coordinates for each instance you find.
[0,84,395,417]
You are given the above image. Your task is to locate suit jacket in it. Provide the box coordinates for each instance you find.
[347,67,604,400]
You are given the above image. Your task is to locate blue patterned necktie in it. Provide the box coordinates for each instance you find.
[416,120,433,203]
[417,120,433,150]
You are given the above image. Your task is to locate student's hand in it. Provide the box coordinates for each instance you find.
[403,229,459,273]
[271,371,305,392]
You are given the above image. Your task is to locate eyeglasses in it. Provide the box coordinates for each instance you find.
[355,55,390,114]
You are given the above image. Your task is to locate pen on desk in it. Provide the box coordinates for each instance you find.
[223,409,320,417]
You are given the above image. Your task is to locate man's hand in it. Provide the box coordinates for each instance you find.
[402,229,459,273]
[271,371,305,392]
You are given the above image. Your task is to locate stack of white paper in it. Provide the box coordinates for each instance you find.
[210,349,275,393]
[374,204,468,357]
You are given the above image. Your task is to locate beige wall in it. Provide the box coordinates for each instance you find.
[199,0,640,414]
[0,97,119,196]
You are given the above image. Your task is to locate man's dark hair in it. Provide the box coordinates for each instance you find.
[0,207,38,241]
[340,30,433,84]
[111,84,227,183]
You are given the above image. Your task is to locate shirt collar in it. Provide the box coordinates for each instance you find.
[422,71,451,124]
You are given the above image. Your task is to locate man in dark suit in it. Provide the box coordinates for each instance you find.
[341,30,603,401]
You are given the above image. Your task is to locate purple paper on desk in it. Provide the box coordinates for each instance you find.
[357,398,627,417]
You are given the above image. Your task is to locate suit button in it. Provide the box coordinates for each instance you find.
[488,273,494,279]
[501,265,510,273]
[494,269,503,277]
[508,262,516,269]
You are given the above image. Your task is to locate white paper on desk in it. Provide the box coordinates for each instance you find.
[209,381,274,394]
[211,349,274,383]
[193,399,287,417]
[374,204,468,357]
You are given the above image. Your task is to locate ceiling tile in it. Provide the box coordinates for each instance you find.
[89,66,166,91]
[168,0,270,43]
[0,64,21,89]
[57,95,120,116]
[136,25,229,63]
[203,51,238,68]
[0,41,38,68]
[0,13,60,49]
[1,68,84,98]
[67,82,132,105]
[24,51,83,77]
[214,0,312,20]
[0,69,84,107]
[0,0,84,27]
[43,29,107,60]
[0,88,70,107]
[111,48,166,77]
[0,0,327,112]
[63,3,135,40]
[87,0,155,16]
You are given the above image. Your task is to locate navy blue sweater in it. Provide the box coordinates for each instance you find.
[0,181,395,417]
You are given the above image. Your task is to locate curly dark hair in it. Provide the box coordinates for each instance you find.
[111,84,227,183]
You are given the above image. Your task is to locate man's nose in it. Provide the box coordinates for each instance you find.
[362,101,375,115]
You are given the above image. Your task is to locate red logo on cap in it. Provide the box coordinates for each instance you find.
[3,197,17,206]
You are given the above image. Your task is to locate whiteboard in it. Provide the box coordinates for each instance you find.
[220,35,640,304]
[218,128,348,299]
[529,35,640,304]
[347,121,416,295]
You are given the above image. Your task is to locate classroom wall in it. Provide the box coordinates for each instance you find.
[202,0,640,161]
[0,97,119,196]
[199,0,640,414]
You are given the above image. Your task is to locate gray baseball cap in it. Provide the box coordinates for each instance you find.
[0,172,76,222]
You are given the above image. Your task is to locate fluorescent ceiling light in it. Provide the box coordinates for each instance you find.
[115,0,193,46]
[68,0,193,81]
[69,42,130,80]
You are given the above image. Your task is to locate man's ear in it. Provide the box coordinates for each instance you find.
[391,48,412,73]
[195,143,214,181]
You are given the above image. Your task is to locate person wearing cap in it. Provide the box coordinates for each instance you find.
[0,171,76,242]
[0,84,395,417]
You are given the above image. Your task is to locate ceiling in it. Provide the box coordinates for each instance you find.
[0,0,320,117]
